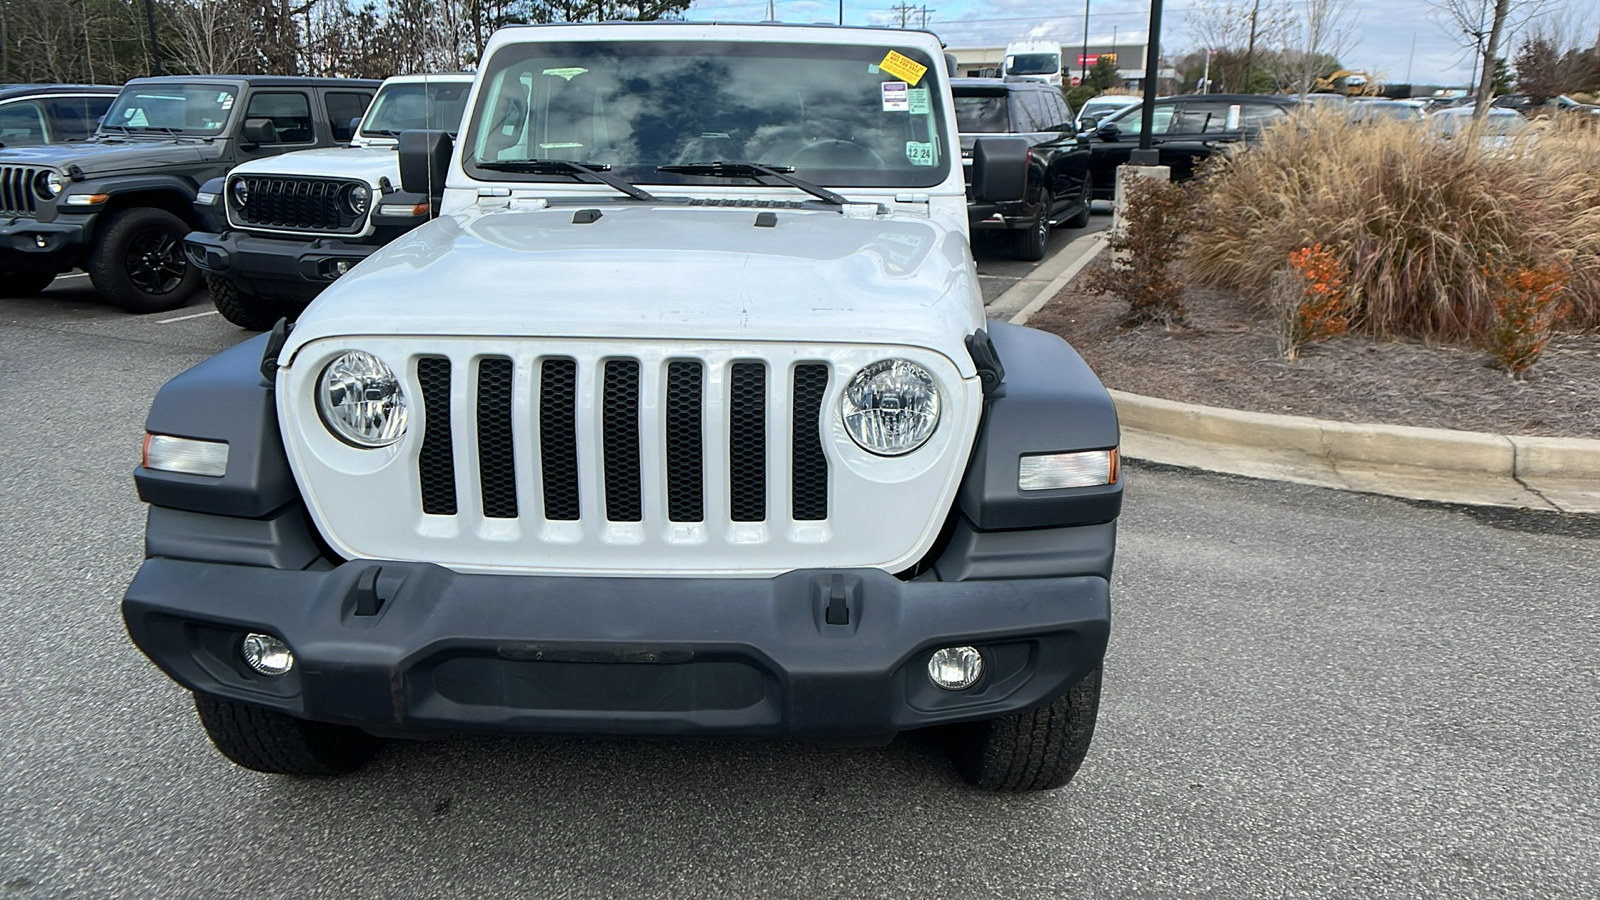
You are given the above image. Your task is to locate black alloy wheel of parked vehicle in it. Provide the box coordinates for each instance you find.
[1014,189,1054,261]
[87,207,202,313]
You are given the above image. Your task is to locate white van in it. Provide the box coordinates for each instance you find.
[1004,41,1063,87]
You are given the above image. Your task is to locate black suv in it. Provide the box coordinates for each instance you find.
[953,78,1092,260]
[0,75,378,311]
[0,84,120,147]
[1084,93,1298,199]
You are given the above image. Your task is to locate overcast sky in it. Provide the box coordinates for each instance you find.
[683,0,1600,87]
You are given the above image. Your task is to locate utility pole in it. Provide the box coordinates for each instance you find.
[890,2,915,28]
[918,5,933,29]
[143,0,164,76]
[1244,0,1260,93]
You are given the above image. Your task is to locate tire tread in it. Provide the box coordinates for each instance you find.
[193,693,379,776]
[946,668,1101,792]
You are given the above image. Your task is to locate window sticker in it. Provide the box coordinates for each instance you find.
[881,81,909,112]
[906,88,930,115]
[878,51,928,86]
[868,64,881,74]
[905,141,935,166]
[220,96,234,110]
[217,92,230,102]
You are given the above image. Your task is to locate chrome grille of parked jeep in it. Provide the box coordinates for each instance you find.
[229,175,366,234]
[0,166,41,217]
[414,355,830,525]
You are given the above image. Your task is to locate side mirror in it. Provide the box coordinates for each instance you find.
[970,136,1029,203]
[1097,122,1122,141]
[241,118,278,145]
[1076,115,1100,134]
[399,129,453,196]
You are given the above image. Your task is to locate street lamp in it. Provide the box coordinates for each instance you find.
[1081,0,1091,86]
[1132,0,1163,165]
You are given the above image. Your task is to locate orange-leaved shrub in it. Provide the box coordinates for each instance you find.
[1478,258,1570,376]
[1084,175,1198,326]
[1274,242,1351,359]
[1188,110,1600,343]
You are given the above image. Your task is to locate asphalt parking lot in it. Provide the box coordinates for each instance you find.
[3,255,1598,898]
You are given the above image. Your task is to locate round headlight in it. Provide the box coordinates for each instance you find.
[41,170,65,198]
[230,178,249,206]
[841,359,941,456]
[347,183,371,215]
[317,351,408,448]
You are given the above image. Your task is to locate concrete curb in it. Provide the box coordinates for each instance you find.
[1001,245,1600,514]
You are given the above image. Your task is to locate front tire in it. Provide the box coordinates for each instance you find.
[944,668,1101,791]
[0,270,56,298]
[87,207,201,313]
[193,693,381,776]
[1012,190,1053,261]
[207,274,304,331]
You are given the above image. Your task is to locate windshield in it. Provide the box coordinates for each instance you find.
[1007,54,1059,76]
[102,84,237,135]
[463,40,949,188]
[362,81,471,136]
[953,94,1010,133]
[1433,111,1526,136]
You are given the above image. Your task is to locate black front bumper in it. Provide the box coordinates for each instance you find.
[184,230,378,297]
[0,216,89,271]
[124,557,1109,739]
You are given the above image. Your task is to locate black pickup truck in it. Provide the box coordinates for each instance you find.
[0,75,378,311]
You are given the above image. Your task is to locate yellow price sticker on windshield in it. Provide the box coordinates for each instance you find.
[878,51,927,86]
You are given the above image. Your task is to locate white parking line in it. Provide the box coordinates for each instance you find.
[58,272,89,279]
[157,310,219,324]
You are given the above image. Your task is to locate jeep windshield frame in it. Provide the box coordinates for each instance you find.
[100,83,239,136]
[461,40,951,190]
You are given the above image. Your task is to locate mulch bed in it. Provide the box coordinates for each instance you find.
[1027,281,1600,439]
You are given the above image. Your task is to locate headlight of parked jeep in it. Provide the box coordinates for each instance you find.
[346,183,370,216]
[230,178,249,207]
[39,170,64,198]
[317,351,408,448]
[840,359,941,456]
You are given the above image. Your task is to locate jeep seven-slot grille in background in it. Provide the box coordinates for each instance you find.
[230,175,366,233]
[0,166,42,217]
[416,357,831,524]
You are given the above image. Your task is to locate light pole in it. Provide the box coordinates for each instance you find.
[1131,0,1163,165]
[1081,0,1091,86]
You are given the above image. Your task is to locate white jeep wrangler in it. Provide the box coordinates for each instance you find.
[186,73,474,329]
[125,23,1121,792]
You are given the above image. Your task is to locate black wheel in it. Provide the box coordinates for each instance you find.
[0,270,56,298]
[1012,189,1053,261]
[944,668,1101,792]
[86,207,201,313]
[193,693,381,776]
[207,274,304,331]
[1064,174,1093,228]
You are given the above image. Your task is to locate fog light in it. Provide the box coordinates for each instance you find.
[927,646,984,691]
[332,259,351,276]
[34,235,47,248]
[241,633,294,676]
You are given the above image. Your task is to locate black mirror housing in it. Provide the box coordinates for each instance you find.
[1097,122,1121,141]
[241,118,277,145]
[399,129,454,196]
[971,136,1029,203]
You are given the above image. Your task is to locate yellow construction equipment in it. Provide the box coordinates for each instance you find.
[1312,70,1381,97]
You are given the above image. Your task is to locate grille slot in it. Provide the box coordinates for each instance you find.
[601,359,643,522]
[539,358,581,521]
[728,362,768,522]
[0,167,40,217]
[417,358,458,515]
[232,175,365,233]
[476,358,518,519]
[664,361,704,523]
[791,364,830,521]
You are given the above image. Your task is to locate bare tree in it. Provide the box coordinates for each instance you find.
[1432,0,1551,118]
[1280,0,1359,96]
[1182,0,1293,91]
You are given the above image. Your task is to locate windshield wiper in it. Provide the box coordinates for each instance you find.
[475,159,657,202]
[656,162,849,207]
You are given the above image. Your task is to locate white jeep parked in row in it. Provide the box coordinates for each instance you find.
[186,73,474,329]
[125,22,1122,792]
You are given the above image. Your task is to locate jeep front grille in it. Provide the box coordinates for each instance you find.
[414,355,830,527]
[0,166,41,217]
[229,175,366,234]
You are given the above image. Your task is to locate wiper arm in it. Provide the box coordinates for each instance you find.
[475,159,657,202]
[656,162,849,207]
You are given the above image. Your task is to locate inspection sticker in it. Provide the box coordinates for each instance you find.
[905,141,936,166]
[907,88,930,114]
[878,50,928,86]
[881,81,909,111]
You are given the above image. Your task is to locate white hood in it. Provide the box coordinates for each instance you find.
[282,204,984,374]
[228,145,398,186]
